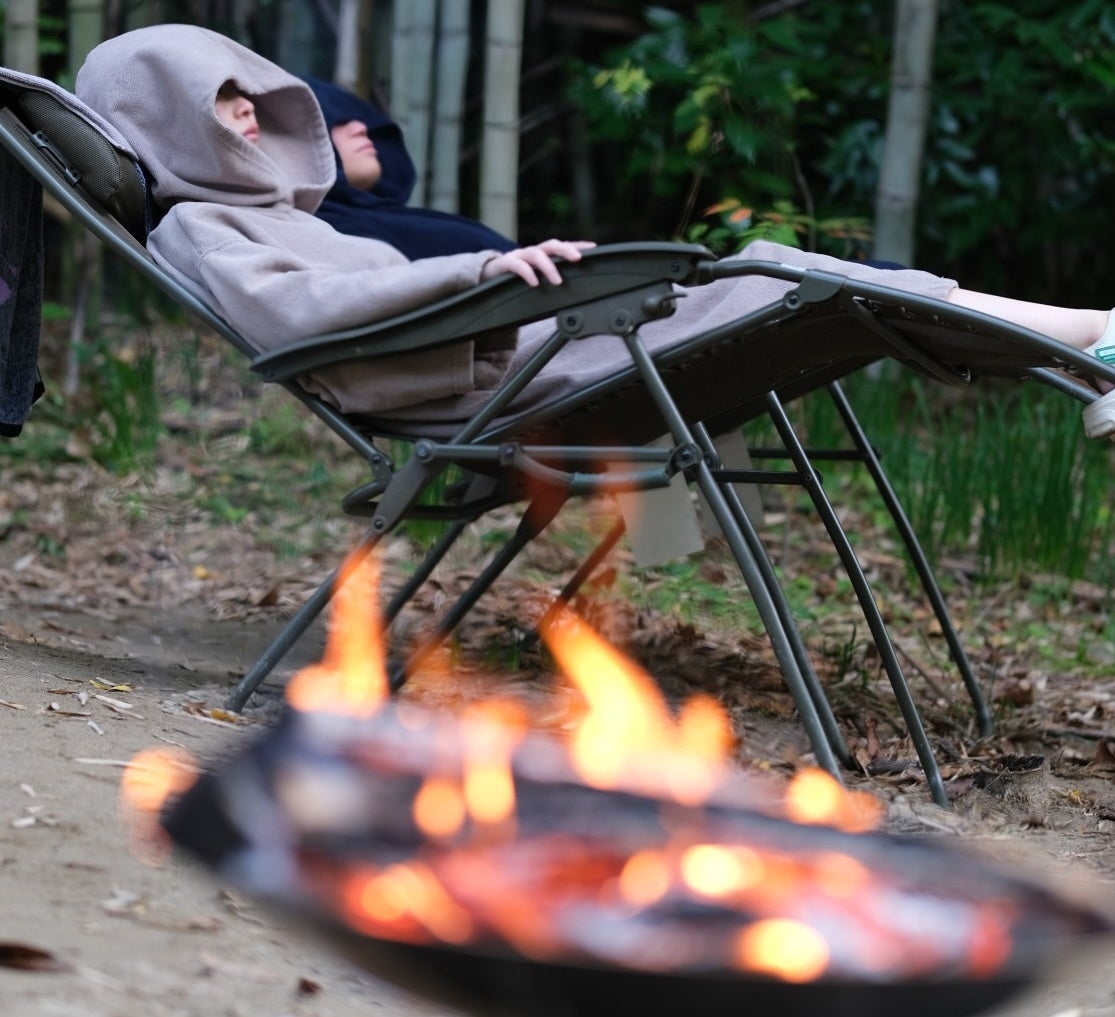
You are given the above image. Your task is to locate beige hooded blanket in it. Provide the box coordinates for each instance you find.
[75,24,512,414]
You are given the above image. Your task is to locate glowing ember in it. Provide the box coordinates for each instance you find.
[618,849,672,907]
[341,861,475,945]
[679,843,763,899]
[412,776,467,839]
[734,919,830,982]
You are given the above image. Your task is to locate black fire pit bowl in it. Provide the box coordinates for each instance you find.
[160,710,1114,1017]
[317,924,1035,1017]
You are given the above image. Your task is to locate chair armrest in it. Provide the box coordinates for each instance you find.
[250,242,713,382]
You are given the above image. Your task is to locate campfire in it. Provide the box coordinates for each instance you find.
[123,556,1112,1017]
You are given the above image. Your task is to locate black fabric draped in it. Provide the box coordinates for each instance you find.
[303,78,515,260]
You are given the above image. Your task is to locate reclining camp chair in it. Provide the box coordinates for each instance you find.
[4,70,1110,808]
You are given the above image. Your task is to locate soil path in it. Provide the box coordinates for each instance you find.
[1,605,460,1017]
[1,598,1113,1017]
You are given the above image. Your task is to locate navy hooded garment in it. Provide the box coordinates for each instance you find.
[304,78,516,260]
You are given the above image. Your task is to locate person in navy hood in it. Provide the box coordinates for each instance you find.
[304,77,516,259]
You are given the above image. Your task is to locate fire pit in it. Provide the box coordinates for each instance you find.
[155,709,1109,1017]
[125,560,1114,1017]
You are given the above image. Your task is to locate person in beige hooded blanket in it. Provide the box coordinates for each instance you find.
[74,24,581,415]
[75,25,1115,435]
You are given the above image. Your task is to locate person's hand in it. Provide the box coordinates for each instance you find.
[480,239,596,287]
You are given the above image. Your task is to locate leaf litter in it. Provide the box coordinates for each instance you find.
[0,328,1112,1015]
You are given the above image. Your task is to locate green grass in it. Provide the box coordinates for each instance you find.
[795,371,1115,584]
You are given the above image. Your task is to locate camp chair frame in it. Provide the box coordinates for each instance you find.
[4,81,1110,809]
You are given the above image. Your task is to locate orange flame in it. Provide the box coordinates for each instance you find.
[124,546,955,985]
[784,768,883,833]
[460,700,526,832]
[118,747,199,864]
[285,554,388,717]
[540,608,731,801]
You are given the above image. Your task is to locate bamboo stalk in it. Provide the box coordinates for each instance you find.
[4,0,40,73]
[480,0,525,239]
[335,0,363,93]
[401,0,437,206]
[429,0,470,213]
[872,0,939,266]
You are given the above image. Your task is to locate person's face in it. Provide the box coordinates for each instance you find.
[330,120,382,190]
[215,81,259,144]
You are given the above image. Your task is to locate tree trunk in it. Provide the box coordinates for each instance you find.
[335,0,362,92]
[68,0,103,65]
[429,0,469,213]
[3,0,39,73]
[390,0,436,206]
[335,0,375,96]
[64,0,106,399]
[480,0,524,240]
[873,0,938,267]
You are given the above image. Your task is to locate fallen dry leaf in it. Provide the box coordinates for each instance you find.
[90,679,134,693]
[45,703,92,718]
[296,976,322,996]
[0,942,70,972]
[1093,739,1115,772]
[181,702,246,726]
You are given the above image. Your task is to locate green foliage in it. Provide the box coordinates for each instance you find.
[247,401,317,458]
[569,5,808,241]
[799,371,1115,583]
[684,197,872,259]
[83,338,162,472]
[621,556,765,633]
[36,15,68,62]
[572,2,1115,301]
[922,1,1115,303]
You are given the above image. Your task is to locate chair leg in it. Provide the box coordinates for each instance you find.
[615,328,848,782]
[693,423,853,769]
[825,380,994,737]
[224,526,385,712]
[227,445,471,712]
[687,456,846,780]
[532,516,628,636]
[389,489,569,691]
[383,475,502,626]
[763,391,951,807]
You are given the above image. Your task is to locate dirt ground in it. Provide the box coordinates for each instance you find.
[1,584,1114,1017]
[1,341,1113,1015]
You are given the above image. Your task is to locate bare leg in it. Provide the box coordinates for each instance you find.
[946,288,1109,351]
[951,289,1115,439]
